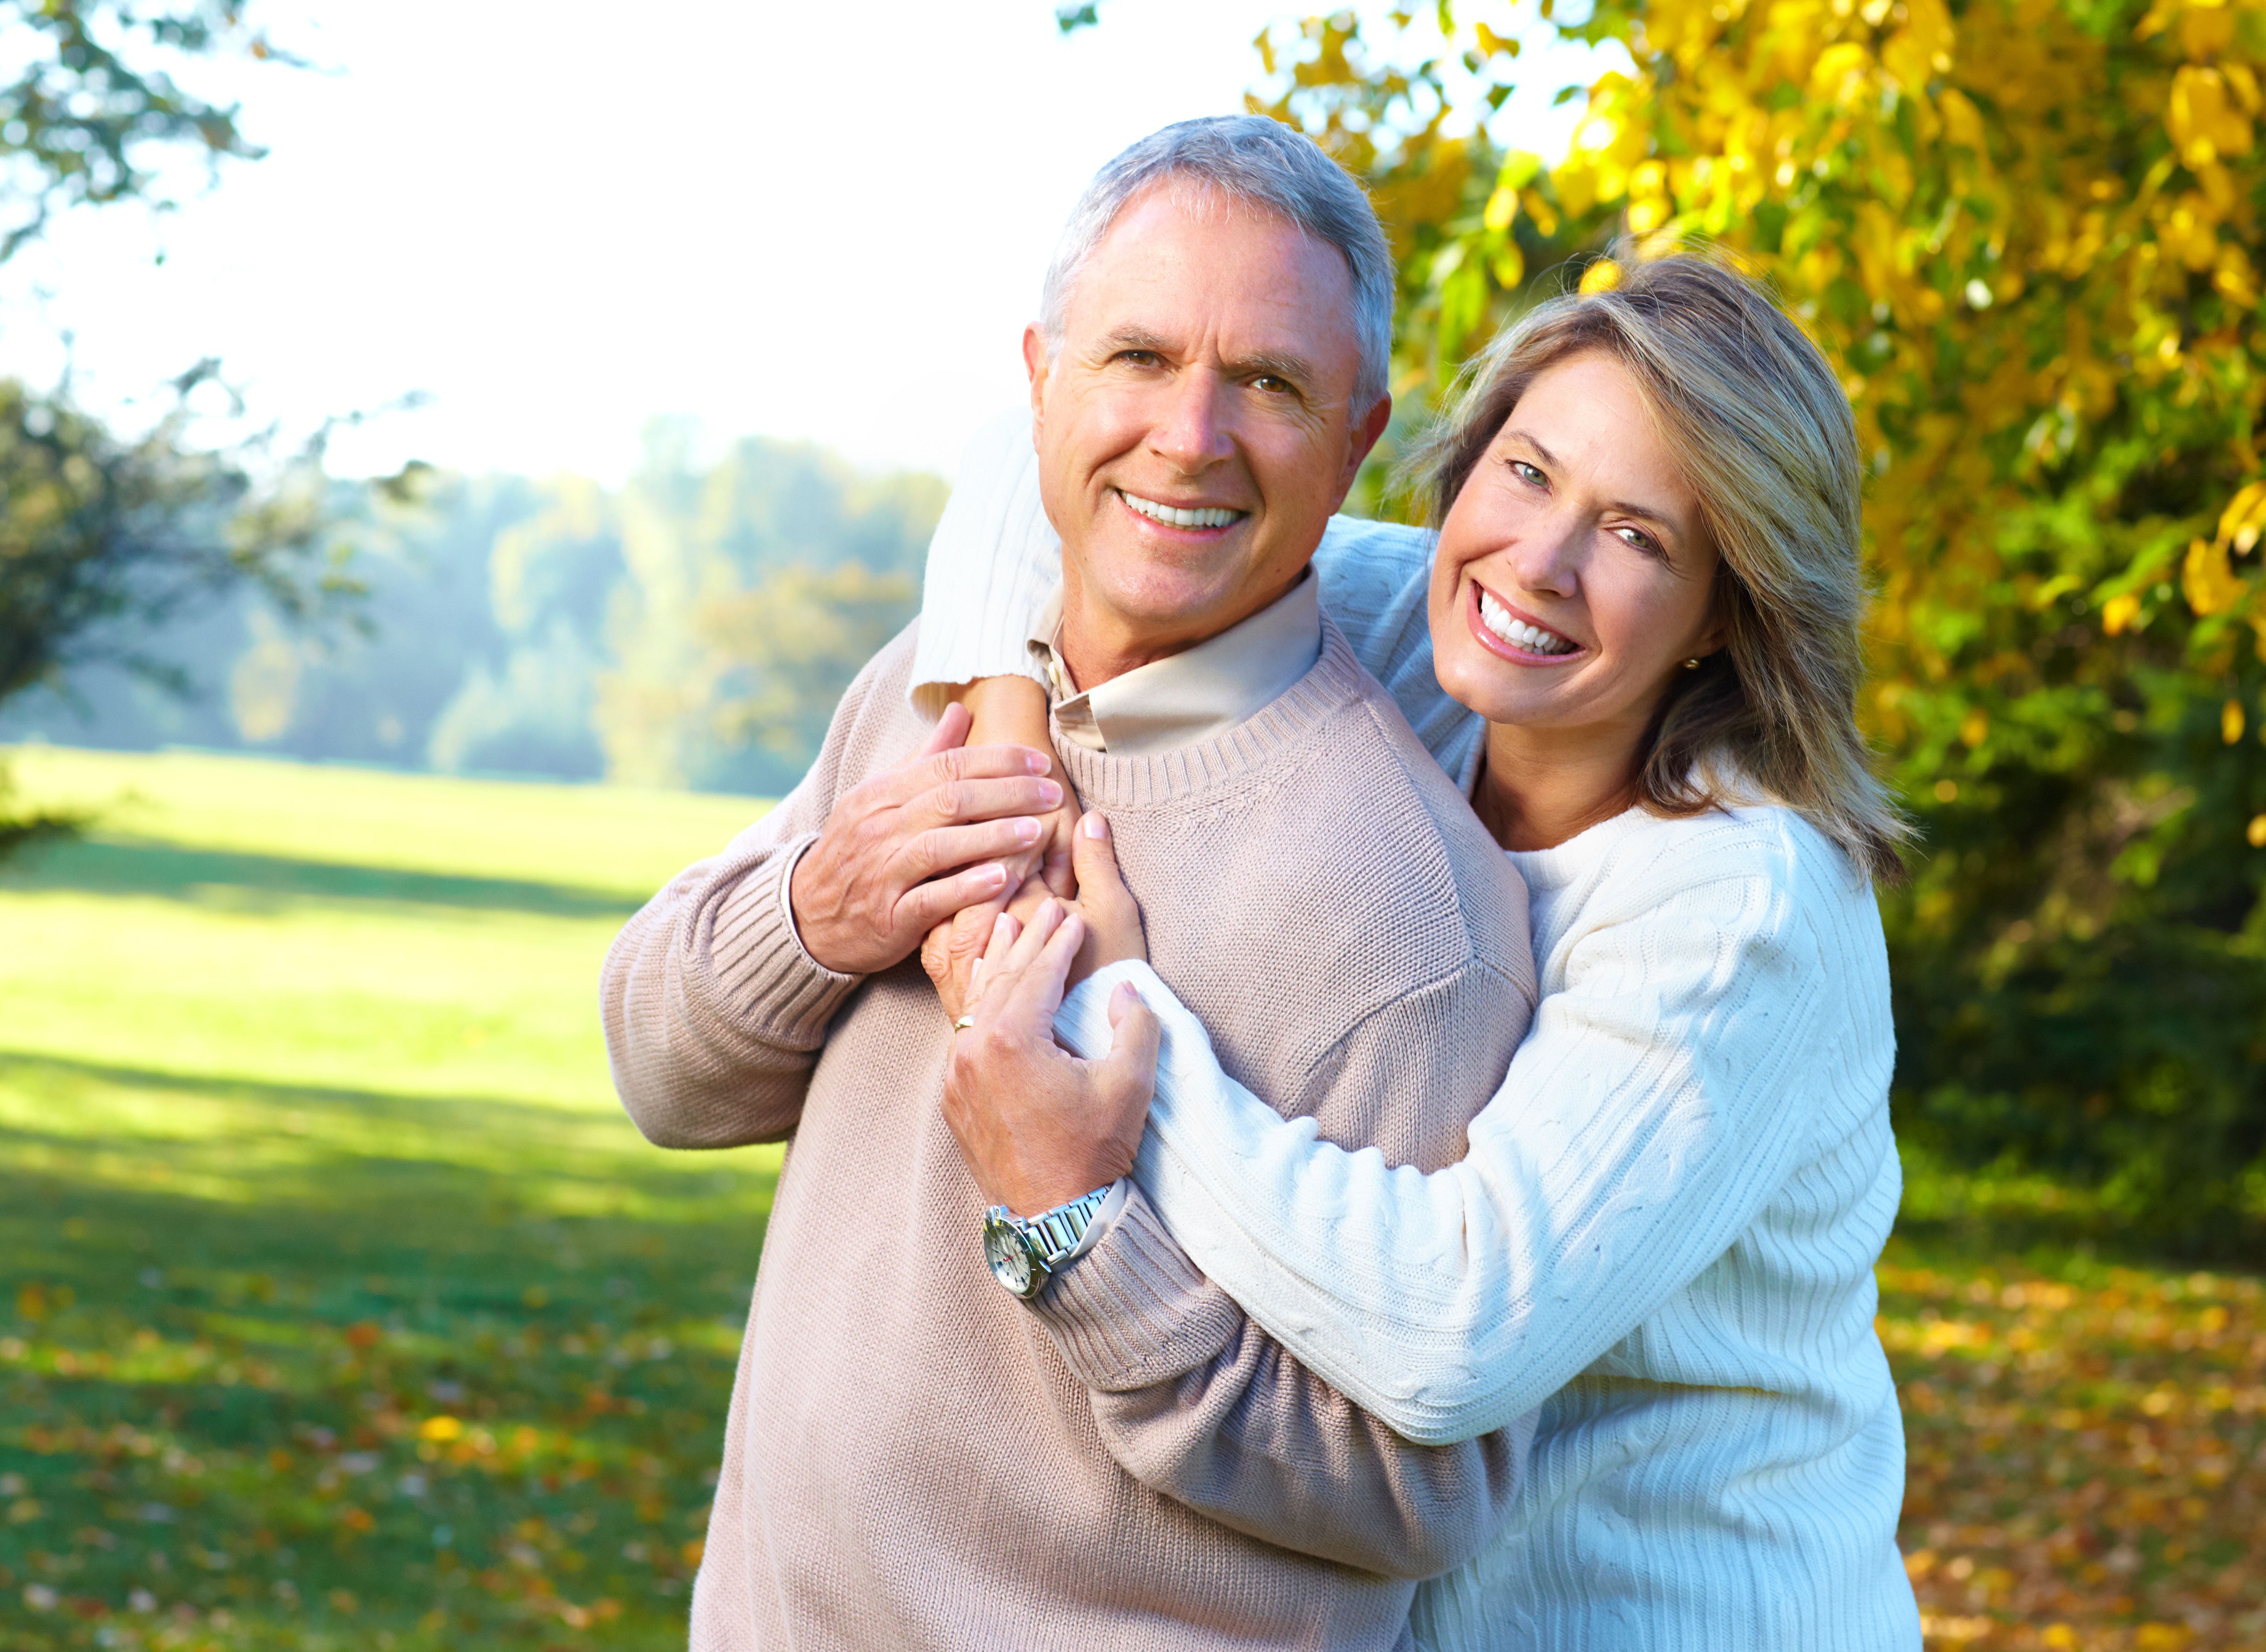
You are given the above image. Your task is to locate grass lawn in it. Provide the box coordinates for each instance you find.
[1,744,2260,1651]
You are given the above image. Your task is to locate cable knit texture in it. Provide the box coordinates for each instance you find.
[910,423,1924,1650]
[601,619,1539,1651]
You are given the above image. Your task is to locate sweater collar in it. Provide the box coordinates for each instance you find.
[1028,573,1322,759]
[1051,613,1366,812]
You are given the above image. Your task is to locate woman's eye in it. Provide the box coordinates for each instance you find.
[1615,525,1662,555]
[1509,460,1546,487]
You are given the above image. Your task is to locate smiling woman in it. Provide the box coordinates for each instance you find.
[920,249,1928,1648]
[1407,255,1906,872]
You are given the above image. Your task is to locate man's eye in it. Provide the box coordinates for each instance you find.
[1117,350,1162,367]
[1252,374,1293,394]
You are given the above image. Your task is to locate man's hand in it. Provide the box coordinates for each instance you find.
[790,703,1062,976]
[942,897,1160,1217]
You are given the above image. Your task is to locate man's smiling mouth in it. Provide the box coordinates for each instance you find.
[1117,489,1246,531]
[1476,585,1579,656]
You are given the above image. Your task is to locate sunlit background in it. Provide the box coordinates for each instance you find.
[0,0,1607,482]
[2,0,2260,1646]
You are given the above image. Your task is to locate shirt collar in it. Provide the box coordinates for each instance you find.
[1027,572,1324,757]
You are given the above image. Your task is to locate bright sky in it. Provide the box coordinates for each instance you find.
[0,0,1615,484]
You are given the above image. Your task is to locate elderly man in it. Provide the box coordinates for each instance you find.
[601,117,1537,1650]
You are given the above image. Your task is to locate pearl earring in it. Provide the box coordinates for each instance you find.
[1683,656,1703,670]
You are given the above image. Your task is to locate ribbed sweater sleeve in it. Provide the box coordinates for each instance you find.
[1029,962,1533,1581]
[904,411,1489,787]
[1053,814,1836,1446]
[599,674,874,1150]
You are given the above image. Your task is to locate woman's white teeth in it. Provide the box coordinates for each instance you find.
[1478,589,1575,654]
[1121,490,1241,530]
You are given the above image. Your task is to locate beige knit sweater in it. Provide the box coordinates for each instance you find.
[601,618,1539,1651]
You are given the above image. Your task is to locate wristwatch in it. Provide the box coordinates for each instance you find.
[981,1185,1116,1300]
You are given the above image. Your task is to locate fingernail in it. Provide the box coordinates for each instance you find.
[1081,812,1109,840]
[980,861,1008,887]
[1026,750,1051,774]
[1015,818,1041,845]
[1036,780,1063,808]
[993,913,1016,941]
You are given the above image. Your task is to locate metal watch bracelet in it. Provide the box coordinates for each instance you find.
[980,1184,1117,1300]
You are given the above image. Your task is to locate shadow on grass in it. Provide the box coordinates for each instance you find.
[0,1050,774,1648]
[0,835,649,919]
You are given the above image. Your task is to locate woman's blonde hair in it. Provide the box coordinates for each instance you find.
[1407,251,1908,882]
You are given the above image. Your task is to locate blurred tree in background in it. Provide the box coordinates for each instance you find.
[0,2,357,852]
[593,425,943,792]
[0,0,272,258]
[3,432,945,797]
[1252,0,2266,1245]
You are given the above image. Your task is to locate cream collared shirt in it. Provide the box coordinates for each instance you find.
[1029,573,1323,756]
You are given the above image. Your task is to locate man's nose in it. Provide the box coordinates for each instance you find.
[1146,368,1236,474]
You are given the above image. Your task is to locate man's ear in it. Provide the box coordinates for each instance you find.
[1334,393,1393,502]
[1022,325,1050,440]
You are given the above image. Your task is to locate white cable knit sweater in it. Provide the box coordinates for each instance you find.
[910,413,1922,1650]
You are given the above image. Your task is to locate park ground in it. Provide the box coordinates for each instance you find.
[0,745,2258,1651]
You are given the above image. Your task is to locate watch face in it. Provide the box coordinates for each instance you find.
[983,1215,1035,1297]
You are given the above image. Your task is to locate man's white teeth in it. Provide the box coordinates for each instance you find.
[1121,491,1241,530]
[1478,589,1576,655]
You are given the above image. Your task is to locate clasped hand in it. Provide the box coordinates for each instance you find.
[787,703,1066,976]
[789,695,1160,1224]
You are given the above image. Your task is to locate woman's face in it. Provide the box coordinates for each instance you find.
[1427,351,1724,742]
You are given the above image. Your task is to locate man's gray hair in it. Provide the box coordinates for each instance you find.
[1040,115,1395,411]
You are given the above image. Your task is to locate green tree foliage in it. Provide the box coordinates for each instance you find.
[0,1,316,853]
[7,432,947,797]
[0,0,271,258]
[1252,0,2266,1243]
[0,370,350,708]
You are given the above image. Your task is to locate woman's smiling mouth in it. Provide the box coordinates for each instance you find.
[1470,581,1583,661]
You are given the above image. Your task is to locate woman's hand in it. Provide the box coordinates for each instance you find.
[926,809,1148,1019]
[941,896,1160,1217]
[922,675,1082,1013]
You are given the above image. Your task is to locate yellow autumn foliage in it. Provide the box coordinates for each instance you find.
[1252,0,2266,1245]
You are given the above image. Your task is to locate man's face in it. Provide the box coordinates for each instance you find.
[1025,183,1389,681]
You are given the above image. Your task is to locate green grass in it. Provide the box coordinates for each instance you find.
[0,746,782,1650]
[2,744,2259,1652]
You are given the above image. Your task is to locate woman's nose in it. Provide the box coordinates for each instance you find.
[1502,513,1584,597]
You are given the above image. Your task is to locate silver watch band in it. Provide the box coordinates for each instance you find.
[1018,1184,1114,1268]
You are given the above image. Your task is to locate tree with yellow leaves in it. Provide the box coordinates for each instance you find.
[1250,0,2266,1244]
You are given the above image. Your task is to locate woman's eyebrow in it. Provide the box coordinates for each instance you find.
[1506,426,1682,535]
[1610,498,1681,533]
